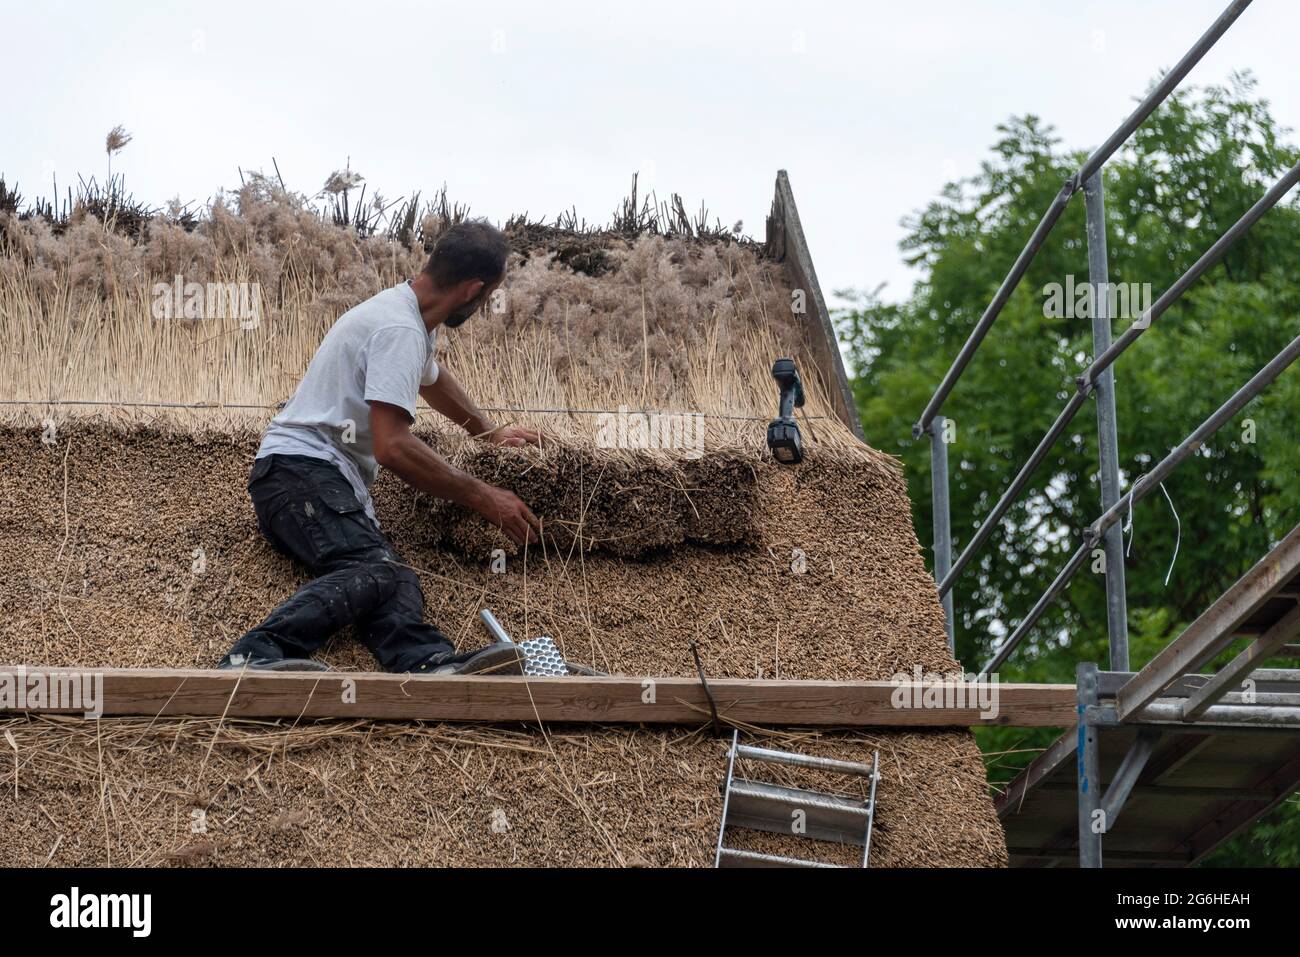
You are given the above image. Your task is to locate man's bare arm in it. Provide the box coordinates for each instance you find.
[370,400,540,545]
[420,369,540,446]
[419,367,493,436]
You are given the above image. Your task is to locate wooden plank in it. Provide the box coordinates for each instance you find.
[1144,734,1214,786]
[1002,727,1300,868]
[1116,523,1300,720]
[764,170,865,440]
[1183,747,1300,864]
[1039,782,1276,801]
[1181,599,1300,718]
[1100,670,1300,698]
[0,667,1076,726]
[1001,731,1211,862]
[1008,847,1192,866]
[994,728,1077,818]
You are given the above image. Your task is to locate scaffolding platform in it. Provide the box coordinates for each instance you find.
[998,683,1300,866]
[998,528,1300,866]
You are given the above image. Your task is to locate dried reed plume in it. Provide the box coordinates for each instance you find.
[104,125,132,180]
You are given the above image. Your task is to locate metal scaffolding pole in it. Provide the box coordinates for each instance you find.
[1077,663,1103,868]
[1089,332,1300,540]
[1085,158,1300,385]
[1083,172,1130,671]
[1100,730,1160,829]
[929,417,955,653]
[912,0,1255,439]
[936,156,1300,601]
[981,332,1300,676]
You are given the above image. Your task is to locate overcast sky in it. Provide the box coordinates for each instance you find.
[4,0,1297,307]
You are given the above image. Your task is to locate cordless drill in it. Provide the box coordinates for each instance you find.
[767,357,805,465]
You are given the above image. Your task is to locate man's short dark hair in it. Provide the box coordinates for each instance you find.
[423,220,510,289]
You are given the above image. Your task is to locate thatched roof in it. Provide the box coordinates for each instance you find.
[0,190,1006,866]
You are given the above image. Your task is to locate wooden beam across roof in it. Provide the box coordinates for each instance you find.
[0,667,1076,727]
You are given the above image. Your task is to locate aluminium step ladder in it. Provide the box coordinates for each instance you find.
[714,730,881,868]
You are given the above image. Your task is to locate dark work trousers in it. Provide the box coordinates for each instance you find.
[222,454,454,672]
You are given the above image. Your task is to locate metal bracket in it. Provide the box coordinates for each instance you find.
[1100,729,1161,828]
[715,730,881,868]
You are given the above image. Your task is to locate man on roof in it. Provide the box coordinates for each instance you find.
[217,220,541,676]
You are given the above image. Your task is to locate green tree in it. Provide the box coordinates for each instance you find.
[836,73,1300,865]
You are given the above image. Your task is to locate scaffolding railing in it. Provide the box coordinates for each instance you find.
[908,0,1300,870]
[981,335,1300,676]
[912,0,1254,441]
[914,0,1300,675]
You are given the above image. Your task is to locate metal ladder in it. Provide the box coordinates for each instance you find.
[714,730,881,868]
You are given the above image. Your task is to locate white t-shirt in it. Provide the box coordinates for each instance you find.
[258,282,438,521]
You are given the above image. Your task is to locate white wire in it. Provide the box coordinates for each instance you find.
[1123,475,1144,559]
[1159,481,1181,587]
[1124,493,1136,557]
[1119,470,1179,586]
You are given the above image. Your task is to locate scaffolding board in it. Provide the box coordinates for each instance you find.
[998,530,1300,866]
[998,720,1300,866]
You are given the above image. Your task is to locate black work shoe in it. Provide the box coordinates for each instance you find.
[414,641,526,676]
[218,654,331,672]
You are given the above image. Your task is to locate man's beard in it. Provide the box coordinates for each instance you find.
[444,297,483,329]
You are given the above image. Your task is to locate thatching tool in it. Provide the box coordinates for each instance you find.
[714,729,881,868]
[766,357,805,464]
[479,608,602,677]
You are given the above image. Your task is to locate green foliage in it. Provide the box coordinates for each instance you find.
[837,73,1300,865]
